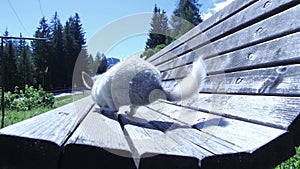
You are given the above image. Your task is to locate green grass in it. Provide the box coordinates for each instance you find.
[53,93,89,108]
[1,92,90,127]
[276,146,300,169]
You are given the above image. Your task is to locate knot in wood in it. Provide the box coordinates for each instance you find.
[58,112,69,116]
[263,1,271,8]
[247,53,256,60]
[256,27,264,35]
[235,78,243,84]
[276,66,287,74]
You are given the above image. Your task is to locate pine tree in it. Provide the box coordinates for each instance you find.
[145,4,169,49]
[0,30,9,91]
[23,45,36,86]
[32,17,51,89]
[96,52,107,74]
[4,41,18,91]
[49,12,65,89]
[63,19,76,89]
[65,13,86,89]
[170,0,202,39]
[1,30,19,91]
[17,36,36,88]
[71,13,86,49]
[87,54,94,74]
[31,12,86,90]
[73,47,89,88]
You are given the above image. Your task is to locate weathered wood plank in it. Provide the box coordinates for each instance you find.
[201,64,300,95]
[150,0,299,66]
[147,0,256,63]
[61,105,135,169]
[205,32,300,74]
[118,107,213,169]
[162,64,300,97]
[0,96,94,169]
[130,106,253,169]
[157,31,300,74]
[161,64,192,80]
[203,0,298,44]
[134,106,241,154]
[147,101,295,168]
[203,3,300,59]
[168,93,300,145]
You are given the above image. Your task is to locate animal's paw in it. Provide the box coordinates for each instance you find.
[125,110,135,117]
[125,105,138,117]
[100,106,112,112]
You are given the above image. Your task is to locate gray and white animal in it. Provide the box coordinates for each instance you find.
[82,56,206,116]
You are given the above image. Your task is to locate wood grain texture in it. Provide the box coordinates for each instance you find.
[149,0,299,67]
[201,64,300,95]
[202,3,300,59]
[61,105,135,169]
[147,101,295,169]
[130,106,252,169]
[158,5,300,80]
[161,64,300,97]
[169,93,300,145]
[158,31,300,74]
[205,32,300,74]
[147,0,256,63]
[0,96,94,169]
[118,106,213,169]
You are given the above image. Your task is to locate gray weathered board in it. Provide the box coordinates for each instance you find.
[0,96,94,169]
[0,0,299,169]
[61,105,135,169]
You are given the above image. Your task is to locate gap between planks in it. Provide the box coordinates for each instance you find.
[150,0,300,68]
[155,99,287,131]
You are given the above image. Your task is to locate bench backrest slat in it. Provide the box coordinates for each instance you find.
[148,0,298,67]
[147,0,256,63]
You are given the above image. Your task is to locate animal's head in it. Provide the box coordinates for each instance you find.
[82,72,94,90]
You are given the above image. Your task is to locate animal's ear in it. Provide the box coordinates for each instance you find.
[82,72,94,90]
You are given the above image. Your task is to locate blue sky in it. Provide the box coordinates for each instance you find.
[0,0,233,59]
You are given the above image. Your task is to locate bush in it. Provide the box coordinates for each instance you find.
[0,85,54,111]
[154,44,167,53]
[141,44,168,60]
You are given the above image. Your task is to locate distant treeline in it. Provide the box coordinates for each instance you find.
[0,12,101,92]
[1,0,203,92]
[143,0,203,59]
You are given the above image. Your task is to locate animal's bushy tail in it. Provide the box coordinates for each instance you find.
[164,58,206,101]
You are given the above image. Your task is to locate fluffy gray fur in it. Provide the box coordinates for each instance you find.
[82,56,206,116]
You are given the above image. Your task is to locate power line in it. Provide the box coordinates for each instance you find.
[7,0,29,35]
[0,36,47,41]
[38,0,44,16]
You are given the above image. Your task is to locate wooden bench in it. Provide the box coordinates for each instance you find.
[1,0,300,168]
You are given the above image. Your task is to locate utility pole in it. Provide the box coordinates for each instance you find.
[0,36,46,128]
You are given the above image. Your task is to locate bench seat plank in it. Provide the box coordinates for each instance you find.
[157,93,300,145]
[0,96,94,169]
[147,101,295,169]
[132,106,241,154]
[61,105,135,169]
[127,106,252,169]
[118,107,213,169]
